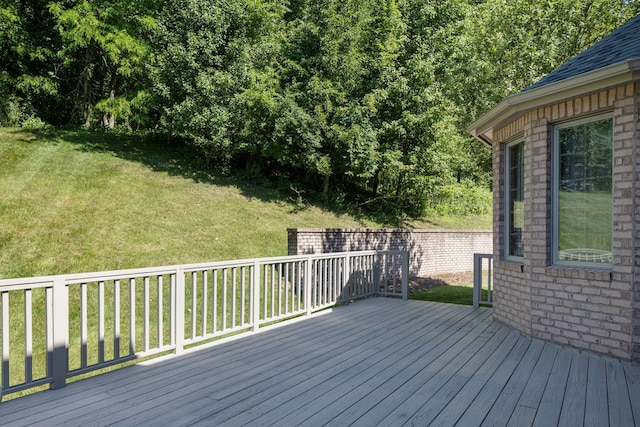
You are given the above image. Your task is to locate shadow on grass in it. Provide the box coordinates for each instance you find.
[21,127,406,226]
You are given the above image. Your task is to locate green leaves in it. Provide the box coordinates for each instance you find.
[4,0,639,217]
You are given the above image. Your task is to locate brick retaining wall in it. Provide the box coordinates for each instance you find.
[288,228,493,278]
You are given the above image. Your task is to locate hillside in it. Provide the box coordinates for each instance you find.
[0,128,491,279]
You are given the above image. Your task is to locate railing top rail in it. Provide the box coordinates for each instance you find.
[0,250,406,290]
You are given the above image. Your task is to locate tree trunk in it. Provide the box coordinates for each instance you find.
[323,175,329,195]
[373,169,380,194]
[103,89,115,129]
[82,72,91,128]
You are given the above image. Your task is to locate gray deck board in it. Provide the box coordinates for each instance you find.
[507,344,559,426]
[0,298,638,427]
[626,363,640,424]
[532,345,572,426]
[606,360,635,427]
[586,355,611,426]
[480,339,545,426]
[557,351,588,427]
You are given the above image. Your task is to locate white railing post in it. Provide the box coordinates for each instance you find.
[174,269,185,355]
[252,261,261,331]
[51,279,68,390]
[373,253,381,296]
[305,256,312,316]
[342,253,351,304]
[401,251,409,301]
[473,254,481,308]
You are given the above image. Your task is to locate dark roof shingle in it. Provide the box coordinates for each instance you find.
[524,14,640,92]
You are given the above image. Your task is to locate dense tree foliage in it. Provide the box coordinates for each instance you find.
[2,0,639,217]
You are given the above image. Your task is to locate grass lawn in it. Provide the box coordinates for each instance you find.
[408,272,490,306]
[0,127,491,280]
[410,284,480,306]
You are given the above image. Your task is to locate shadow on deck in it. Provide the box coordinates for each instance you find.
[1,299,638,426]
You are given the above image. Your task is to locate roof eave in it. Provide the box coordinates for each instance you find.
[468,58,640,146]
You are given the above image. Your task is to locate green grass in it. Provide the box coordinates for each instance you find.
[410,284,486,306]
[408,272,491,306]
[0,127,491,279]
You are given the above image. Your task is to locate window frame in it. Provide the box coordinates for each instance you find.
[552,113,613,268]
[504,139,524,262]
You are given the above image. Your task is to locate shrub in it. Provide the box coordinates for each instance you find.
[426,183,492,216]
[21,116,51,131]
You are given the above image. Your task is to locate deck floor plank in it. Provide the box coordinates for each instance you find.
[42,299,432,426]
[479,339,545,426]
[531,346,573,426]
[344,318,500,427]
[625,363,640,424]
[506,344,559,426]
[193,303,479,426]
[0,298,638,427]
[407,328,520,426]
[557,351,588,427]
[259,308,495,426]
[116,302,465,426]
[453,335,533,426]
[606,360,635,427]
[585,355,610,427]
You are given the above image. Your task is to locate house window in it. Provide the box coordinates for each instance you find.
[554,115,613,265]
[506,141,524,259]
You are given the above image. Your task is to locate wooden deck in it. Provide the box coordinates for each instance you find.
[1,298,639,426]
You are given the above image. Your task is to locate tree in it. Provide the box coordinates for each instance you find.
[49,0,156,127]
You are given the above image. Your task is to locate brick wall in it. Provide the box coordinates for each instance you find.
[492,83,638,360]
[633,83,640,362]
[288,228,493,278]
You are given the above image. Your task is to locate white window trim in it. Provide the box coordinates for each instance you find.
[552,113,613,269]
[504,139,524,262]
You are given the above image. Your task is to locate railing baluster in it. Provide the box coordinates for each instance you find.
[81,283,88,367]
[25,289,33,384]
[2,292,10,390]
[284,264,289,314]
[222,269,227,331]
[231,268,237,328]
[241,267,246,325]
[114,280,120,360]
[129,278,135,355]
[212,269,218,333]
[270,264,275,318]
[201,270,208,336]
[297,262,302,310]
[98,281,105,364]
[144,276,150,352]
[262,265,268,320]
[251,262,260,332]
[277,263,282,316]
[169,270,175,348]
[191,272,197,340]
[290,263,295,312]
[157,275,163,348]
[174,269,184,355]
[305,257,312,316]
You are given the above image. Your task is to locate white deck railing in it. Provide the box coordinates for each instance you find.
[473,253,493,308]
[0,250,408,399]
